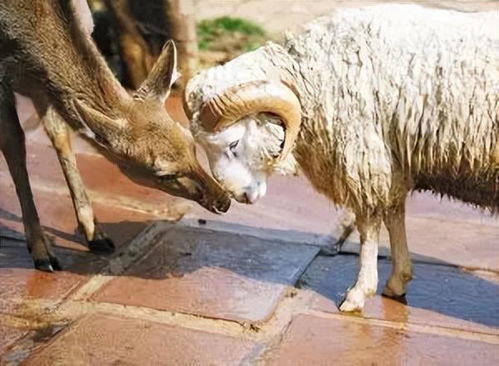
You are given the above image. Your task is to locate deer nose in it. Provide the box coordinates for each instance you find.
[238,191,257,204]
[206,194,231,214]
[215,195,231,213]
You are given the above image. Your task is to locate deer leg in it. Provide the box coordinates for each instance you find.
[43,107,114,253]
[0,84,61,271]
[382,198,412,301]
[339,211,381,312]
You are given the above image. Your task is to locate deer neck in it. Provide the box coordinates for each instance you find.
[7,0,131,146]
[41,31,130,144]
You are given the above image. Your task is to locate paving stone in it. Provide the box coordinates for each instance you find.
[340,216,499,272]
[405,191,497,226]
[0,181,157,317]
[24,313,257,366]
[401,216,498,271]
[75,153,190,214]
[0,179,155,251]
[188,167,498,274]
[263,314,499,365]
[188,174,339,236]
[301,255,499,333]
[0,238,94,317]
[92,225,319,323]
[0,141,190,218]
[0,322,27,355]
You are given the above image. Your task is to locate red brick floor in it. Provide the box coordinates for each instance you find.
[0,324,26,356]
[263,314,499,365]
[91,225,318,323]
[23,313,257,366]
[1,96,498,364]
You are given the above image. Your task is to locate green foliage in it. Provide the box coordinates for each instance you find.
[197,16,267,52]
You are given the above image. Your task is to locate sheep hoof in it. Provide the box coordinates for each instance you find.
[382,288,407,304]
[339,299,363,313]
[319,245,339,256]
[339,290,365,313]
[88,237,115,254]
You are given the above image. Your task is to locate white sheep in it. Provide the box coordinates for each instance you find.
[184,4,499,312]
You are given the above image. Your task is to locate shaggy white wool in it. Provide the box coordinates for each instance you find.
[185,4,498,312]
[286,5,498,211]
[186,4,499,214]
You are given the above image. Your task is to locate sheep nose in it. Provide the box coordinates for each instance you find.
[243,191,260,204]
[234,190,258,204]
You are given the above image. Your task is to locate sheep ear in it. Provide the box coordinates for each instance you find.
[136,40,179,102]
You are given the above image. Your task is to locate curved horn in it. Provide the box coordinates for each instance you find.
[199,81,302,161]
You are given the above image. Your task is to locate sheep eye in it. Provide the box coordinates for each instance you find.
[270,150,280,158]
[229,140,239,153]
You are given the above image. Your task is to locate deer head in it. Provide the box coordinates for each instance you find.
[75,41,231,213]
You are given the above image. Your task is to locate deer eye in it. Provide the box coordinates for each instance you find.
[158,174,178,182]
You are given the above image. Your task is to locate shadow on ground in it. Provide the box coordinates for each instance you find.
[1,208,498,328]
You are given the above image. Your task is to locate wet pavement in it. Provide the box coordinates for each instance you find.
[2,1,499,364]
[1,94,498,365]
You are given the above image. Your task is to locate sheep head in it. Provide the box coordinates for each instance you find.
[185,74,301,204]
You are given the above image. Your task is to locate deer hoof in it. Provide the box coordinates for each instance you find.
[88,237,115,254]
[34,259,54,272]
[48,254,63,271]
[34,253,62,272]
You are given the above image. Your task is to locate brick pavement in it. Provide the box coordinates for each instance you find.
[1,219,498,365]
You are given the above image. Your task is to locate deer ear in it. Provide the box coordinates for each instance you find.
[135,40,179,102]
[73,100,126,143]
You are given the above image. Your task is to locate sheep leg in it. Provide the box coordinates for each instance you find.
[321,208,356,255]
[382,200,412,301]
[333,208,356,247]
[0,83,61,271]
[43,107,115,253]
[339,213,380,312]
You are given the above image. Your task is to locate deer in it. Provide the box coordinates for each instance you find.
[0,0,231,272]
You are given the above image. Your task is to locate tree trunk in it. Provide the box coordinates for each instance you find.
[165,0,198,87]
[93,0,198,89]
[103,0,153,89]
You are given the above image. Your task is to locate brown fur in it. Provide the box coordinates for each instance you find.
[0,0,229,271]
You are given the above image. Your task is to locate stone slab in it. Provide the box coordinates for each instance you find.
[264,314,499,365]
[301,255,499,333]
[24,313,257,366]
[92,224,319,323]
[0,238,97,317]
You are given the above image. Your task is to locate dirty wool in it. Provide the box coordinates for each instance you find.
[185,4,499,311]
